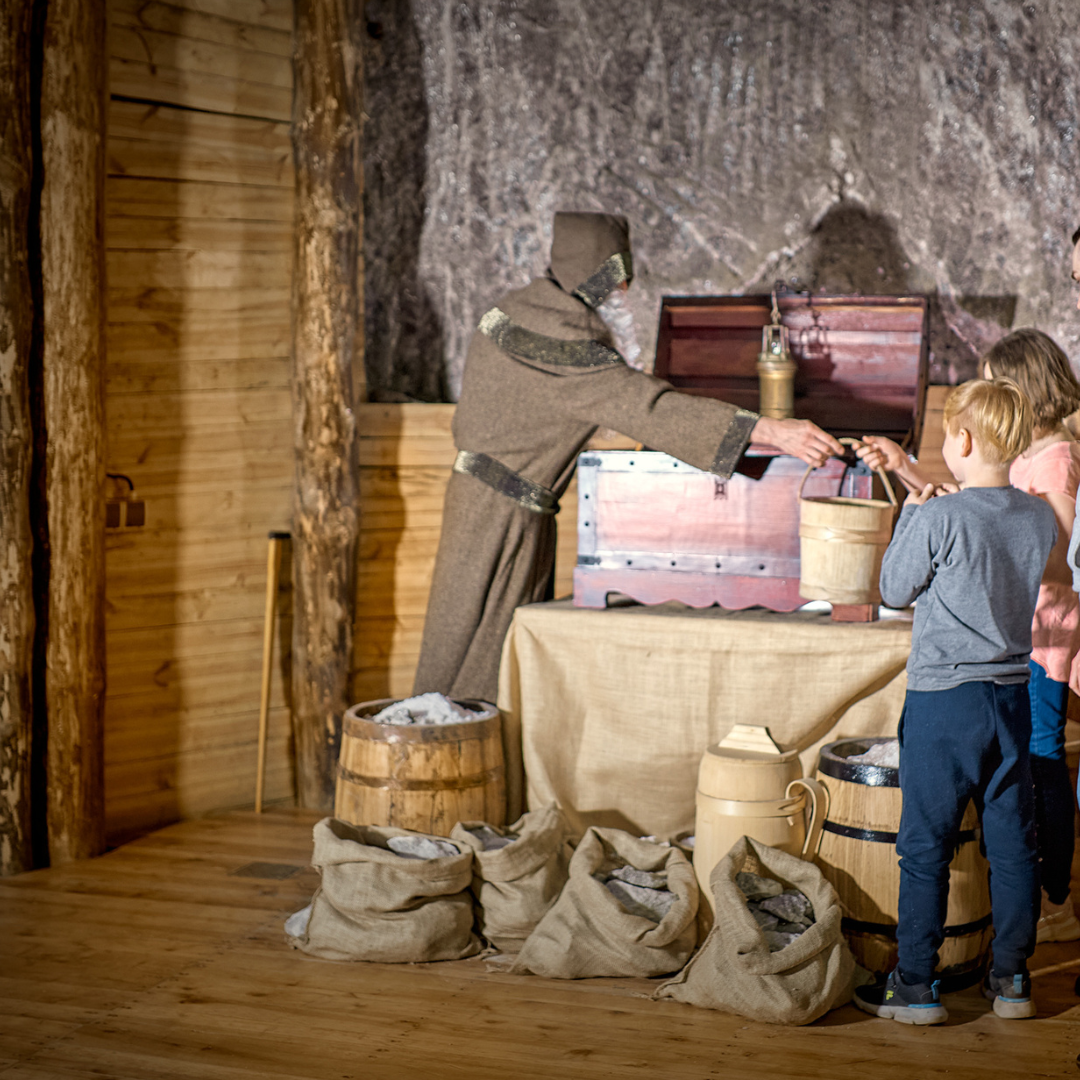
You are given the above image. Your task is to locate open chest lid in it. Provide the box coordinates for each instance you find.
[653,294,930,449]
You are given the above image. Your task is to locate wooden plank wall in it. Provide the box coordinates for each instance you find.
[103,0,296,843]
[916,385,951,486]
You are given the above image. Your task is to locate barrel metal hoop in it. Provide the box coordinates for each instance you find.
[342,715,501,744]
[337,765,504,792]
[823,820,978,846]
[817,757,899,788]
[842,913,992,939]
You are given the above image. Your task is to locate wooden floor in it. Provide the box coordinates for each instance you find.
[3,810,1080,1079]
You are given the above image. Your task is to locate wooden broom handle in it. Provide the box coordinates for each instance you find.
[797,437,898,508]
[255,531,289,813]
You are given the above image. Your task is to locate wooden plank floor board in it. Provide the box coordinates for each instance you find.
[3,810,1079,1079]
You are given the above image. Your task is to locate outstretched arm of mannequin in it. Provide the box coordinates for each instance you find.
[751,415,844,469]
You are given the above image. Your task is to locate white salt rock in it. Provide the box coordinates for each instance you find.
[386,835,460,860]
[846,740,900,769]
[284,903,312,939]
[609,865,668,890]
[604,878,676,922]
[370,692,483,726]
[466,824,516,851]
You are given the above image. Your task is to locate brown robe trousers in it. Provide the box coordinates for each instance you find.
[413,214,758,704]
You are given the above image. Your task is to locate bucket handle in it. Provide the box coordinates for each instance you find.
[786,777,828,860]
[797,437,898,509]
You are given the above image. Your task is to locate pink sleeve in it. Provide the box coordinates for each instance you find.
[1029,446,1080,498]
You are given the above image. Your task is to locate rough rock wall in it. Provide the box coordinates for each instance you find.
[363,0,1080,401]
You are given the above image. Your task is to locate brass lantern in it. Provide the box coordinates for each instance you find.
[756,290,797,419]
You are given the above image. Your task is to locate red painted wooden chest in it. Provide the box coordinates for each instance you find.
[572,294,929,611]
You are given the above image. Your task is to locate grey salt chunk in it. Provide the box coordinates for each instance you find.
[749,904,779,931]
[386,836,460,860]
[609,865,668,890]
[774,919,808,935]
[759,889,815,927]
[466,824,516,851]
[736,871,784,901]
[763,929,801,952]
[604,878,676,922]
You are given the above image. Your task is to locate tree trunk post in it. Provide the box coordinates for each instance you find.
[0,0,35,876]
[290,0,363,808]
[39,0,107,863]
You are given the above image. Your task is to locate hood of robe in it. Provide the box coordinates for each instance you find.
[549,212,633,304]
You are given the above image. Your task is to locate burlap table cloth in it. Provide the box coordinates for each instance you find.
[497,600,912,837]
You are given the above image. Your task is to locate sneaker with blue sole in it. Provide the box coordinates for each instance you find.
[854,969,948,1025]
[983,971,1036,1019]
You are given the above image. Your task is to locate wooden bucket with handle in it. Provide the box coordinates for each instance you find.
[798,437,899,605]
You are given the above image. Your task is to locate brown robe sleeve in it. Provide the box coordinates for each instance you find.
[557,364,759,478]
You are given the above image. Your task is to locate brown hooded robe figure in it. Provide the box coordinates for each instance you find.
[412,213,759,703]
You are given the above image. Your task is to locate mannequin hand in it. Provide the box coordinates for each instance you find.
[751,416,844,468]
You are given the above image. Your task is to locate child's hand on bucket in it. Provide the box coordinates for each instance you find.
[904,483,937,508]
[854,435,906,473]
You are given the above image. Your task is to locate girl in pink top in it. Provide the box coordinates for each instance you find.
[858,328,1080,945]
[983,329,1080,943]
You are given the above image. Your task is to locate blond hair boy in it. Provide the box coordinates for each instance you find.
[854,379,1056,1024]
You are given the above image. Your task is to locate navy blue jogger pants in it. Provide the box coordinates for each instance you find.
[896,680,1039,983]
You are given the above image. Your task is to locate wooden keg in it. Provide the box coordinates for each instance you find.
[334,698,506,836]
[694,725,825,911]
[815,737,992,991]
[798,440,898,605]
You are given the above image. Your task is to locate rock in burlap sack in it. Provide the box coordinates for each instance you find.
[450,804,573,953]
[656,836,858,1025]
[511,827,698,979]
[290,818,480,963]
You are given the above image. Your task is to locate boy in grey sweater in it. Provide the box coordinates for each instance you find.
[855,378,1057,1025]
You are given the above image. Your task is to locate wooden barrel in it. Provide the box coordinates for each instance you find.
[798,443,898,605]
[815,737,992,991]
[694,743,824,911]
[334,698,506,835]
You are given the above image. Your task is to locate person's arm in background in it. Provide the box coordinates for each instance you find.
[1067,488,1080,593]
[1039,489,1075,589]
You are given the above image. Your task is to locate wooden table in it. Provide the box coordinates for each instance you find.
[498,599,913,837]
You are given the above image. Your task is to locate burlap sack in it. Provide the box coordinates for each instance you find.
[656,836,858,1025]
[511,827,698,978]
[290,818,481,963]
[450,804,573,953]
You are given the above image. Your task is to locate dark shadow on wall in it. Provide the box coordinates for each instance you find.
[363,1,447,402]
[781,203,1015,383]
